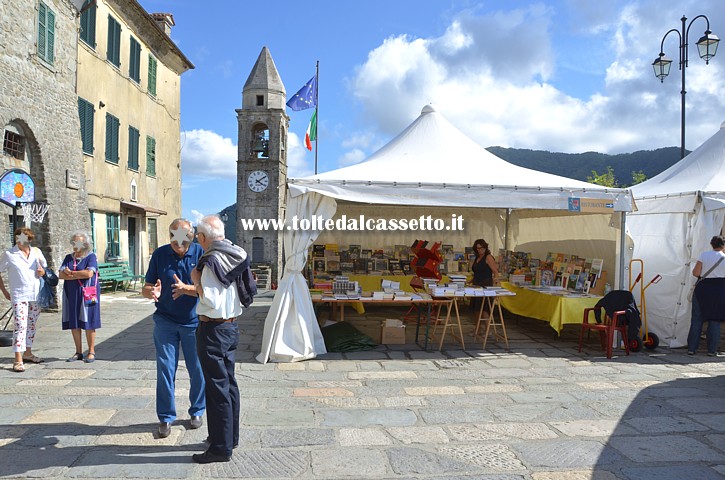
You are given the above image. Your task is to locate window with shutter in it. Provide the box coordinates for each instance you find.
[106,15,121,67]
[77,97,94,154]
[129,37,141,83]
[37,2,56,64]
[128,126,139,170]
[146,136,156,176]
[105,113,119,164]
[106,214,120,258]
[80,0,96,48]
[148,55,157,97]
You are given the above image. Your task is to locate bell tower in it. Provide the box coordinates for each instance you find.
[236,47,288,283]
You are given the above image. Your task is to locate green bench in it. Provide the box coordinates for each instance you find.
[98,262,144,292]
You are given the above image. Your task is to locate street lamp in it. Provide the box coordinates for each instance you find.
[652,15,719,159]
[220,212,228,222]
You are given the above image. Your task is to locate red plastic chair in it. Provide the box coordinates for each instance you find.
[578,306,630,359]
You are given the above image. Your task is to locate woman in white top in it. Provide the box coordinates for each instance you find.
[0,228,47,372]
[689,235,725,356]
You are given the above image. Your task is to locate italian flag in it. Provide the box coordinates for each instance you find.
[305,110,317,151]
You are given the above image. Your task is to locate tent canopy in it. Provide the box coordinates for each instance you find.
[628,121,725,348]
[633,121,725,214]
[290,105,633,212]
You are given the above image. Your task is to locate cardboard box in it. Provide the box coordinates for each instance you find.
[381,319,406,344]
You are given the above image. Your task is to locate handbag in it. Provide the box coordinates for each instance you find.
[80,271,99,306]
[0,308,14,347]
[688,255,725,302]
[43,268,59,287]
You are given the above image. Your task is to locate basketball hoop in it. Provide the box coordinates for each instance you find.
[20,202,50,226]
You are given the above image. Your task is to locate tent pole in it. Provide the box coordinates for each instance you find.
[619,211,627,290]
[504,208,510,251]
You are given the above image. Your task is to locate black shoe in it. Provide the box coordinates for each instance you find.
[687,351,695,356]
[190,415,203,429]
[158,422,172,438]
[205,436,238,448]
[192,450,231,464]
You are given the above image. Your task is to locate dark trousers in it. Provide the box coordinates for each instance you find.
[196,321,239,457]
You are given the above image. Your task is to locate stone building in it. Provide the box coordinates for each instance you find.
[76,1,193,275]
[0,0,90,275]
[236,47,289,283]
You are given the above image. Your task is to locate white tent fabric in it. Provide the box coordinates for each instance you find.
[289,105,633,212]
[628,121,725,348]
[259,105,635,362]
[256,192,336,363]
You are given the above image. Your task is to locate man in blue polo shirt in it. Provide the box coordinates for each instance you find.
[142,218,205,438]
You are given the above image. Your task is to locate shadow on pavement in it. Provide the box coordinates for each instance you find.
[0,422,203,477]
[590,375,725,479]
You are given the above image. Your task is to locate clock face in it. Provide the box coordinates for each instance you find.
[247,170,269,193]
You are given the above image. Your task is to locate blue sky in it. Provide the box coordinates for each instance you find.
[138,0,725,222]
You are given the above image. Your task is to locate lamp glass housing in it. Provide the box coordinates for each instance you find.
[652,55,673,81]
[697,31,720,62]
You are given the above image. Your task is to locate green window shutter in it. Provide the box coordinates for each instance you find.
[129,37,140,83]
[128,126,139,170]
[105,113,119,163]
[146,136,156,176]
[80,0,96,48]
[78,97,94,154]
[85,101,95,154]
[148,55,157,97]
[107,16,120,67]
[105,113,112,161]
[37,2,47,60]
[46,9,55,63]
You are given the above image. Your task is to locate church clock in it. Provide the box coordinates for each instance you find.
[247,170,269,192]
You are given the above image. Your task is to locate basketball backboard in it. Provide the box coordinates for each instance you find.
[0,169,35,208]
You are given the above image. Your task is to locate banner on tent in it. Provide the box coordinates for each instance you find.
[568,198,614,214]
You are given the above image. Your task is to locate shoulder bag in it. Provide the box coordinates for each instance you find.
[688,255,725,302]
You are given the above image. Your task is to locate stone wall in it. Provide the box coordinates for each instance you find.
[0,0,91,307]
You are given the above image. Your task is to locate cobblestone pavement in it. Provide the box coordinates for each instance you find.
[1,290,725,479]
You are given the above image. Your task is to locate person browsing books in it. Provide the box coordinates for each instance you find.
[469,238,499,319]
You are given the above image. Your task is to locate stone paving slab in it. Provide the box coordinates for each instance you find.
[3,293,725,478]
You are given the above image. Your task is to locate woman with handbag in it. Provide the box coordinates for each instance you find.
[59,231,101,363]
[0,228,47,372]
[687,235,725,356]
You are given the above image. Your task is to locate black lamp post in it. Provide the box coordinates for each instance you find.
[652,15,719,159]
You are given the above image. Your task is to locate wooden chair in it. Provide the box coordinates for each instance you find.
[578,305,629,359]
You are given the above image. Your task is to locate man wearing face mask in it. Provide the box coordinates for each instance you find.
[142,218,205,438]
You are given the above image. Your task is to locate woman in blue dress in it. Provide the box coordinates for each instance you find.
[59,231,100,363]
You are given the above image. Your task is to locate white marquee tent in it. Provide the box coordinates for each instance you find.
[628,121,725,348]
[257,105,635,363]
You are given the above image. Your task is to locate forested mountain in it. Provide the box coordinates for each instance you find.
[486,146,684,186]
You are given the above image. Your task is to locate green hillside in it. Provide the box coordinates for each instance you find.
[486,146,684,186]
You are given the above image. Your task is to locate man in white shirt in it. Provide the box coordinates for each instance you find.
[190,215,251,464]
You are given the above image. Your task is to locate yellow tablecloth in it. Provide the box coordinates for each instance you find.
[497,282,601,334]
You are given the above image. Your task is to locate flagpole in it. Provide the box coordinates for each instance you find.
[314,60,319,174]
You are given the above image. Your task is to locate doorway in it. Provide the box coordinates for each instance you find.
[128,217,137,274]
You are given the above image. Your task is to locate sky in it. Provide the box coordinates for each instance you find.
[138,0,725,223]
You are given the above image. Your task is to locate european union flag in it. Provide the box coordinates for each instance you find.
[286,76,317,111]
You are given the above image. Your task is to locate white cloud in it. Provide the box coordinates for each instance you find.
[190,209,204,225]
[286,132,314,178]
[338,149,366,167]
[347,0,725,155]
[180,129,237,178]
